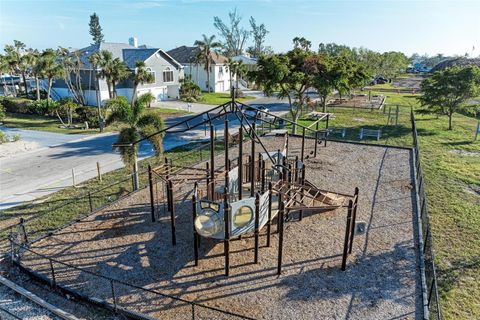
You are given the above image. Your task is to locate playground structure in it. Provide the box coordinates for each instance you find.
[7,100,423,319]
[141,100,360,276]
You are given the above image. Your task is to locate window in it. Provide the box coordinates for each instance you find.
[233,206,253,228]
[145,67,156,84]
[163,67,174,83]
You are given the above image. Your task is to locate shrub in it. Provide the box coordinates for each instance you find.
[26,100,54,116]
[0,103,5,121]
[180,77,202,102]
[75,106,99,128]
[12,134,21,142]
[0,97,32,114]
[0,131,7,144]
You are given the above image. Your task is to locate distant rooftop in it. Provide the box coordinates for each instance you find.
[167,46,228,65]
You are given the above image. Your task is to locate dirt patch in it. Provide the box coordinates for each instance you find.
[18,138,422,320]
[465,184,480,197]
[0,140,41,158]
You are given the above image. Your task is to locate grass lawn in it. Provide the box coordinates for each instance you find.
[2,108,188,135]
[200,92,256,105]
[291,91,480,319]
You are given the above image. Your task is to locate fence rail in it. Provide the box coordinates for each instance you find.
[9,239,254,320]
[410,110,442,320]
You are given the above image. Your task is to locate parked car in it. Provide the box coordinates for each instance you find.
[243,105,269,119]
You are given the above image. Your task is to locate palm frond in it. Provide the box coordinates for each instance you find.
[105,96,132,125]
[137,112,165,132]
[114,127,140,169]
[140,124,163,156]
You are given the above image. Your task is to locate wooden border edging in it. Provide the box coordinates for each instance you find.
[0,275,81,320]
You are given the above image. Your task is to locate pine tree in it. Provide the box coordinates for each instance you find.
[89,13,104,45]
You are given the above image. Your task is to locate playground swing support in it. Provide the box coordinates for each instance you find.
[144,101,360,277]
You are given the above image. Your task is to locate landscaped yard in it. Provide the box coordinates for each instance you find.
[200,92,255,105]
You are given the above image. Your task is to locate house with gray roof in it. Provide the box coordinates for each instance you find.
[167,46,233,93]
[52,38,183,105]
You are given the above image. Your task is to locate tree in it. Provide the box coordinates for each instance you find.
[4,41,29,97]
[40,49,63,105]
[131,60,154,105]
[292,37,312,51]
[92,50,129,98]
[378,51,409,78]
[213,9,249,57]
[27,49,42,100]
[89,13,104,45]
[110,58,128,98]
[249,17,268,58]
[194,34,222,92]
[251,49,313,133]
[418,66,480,130]
[88,51,104,131]
[106,94,165,189]
[52,98,77,127]
[57,47,87,105]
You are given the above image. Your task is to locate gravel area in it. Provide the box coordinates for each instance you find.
[0,282,59,320]
[18,137,422,319]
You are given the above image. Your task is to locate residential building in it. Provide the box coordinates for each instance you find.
[52,38,183,105]
[167,46,234,93]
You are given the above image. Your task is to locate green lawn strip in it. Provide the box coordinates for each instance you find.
[2,108,189,135]
[200,92,255,105]
[2,113,98,134]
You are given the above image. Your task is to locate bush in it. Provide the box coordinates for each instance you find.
[0,97,32,114]
[12,134,21,142]
[180,77,202,102]
[75,106,99,128]
[0,131,7,144]
[26,100,54,116]
[0,103,5,121]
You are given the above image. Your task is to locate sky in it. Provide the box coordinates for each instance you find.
[0,0,479,57]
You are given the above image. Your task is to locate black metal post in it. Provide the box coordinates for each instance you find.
[250,122,256,197]
[254,193,260,263]
[341,200,353,271]
[277,197,285,275]
[192,193,199,266]
[110,280,117,312]
[210,125,215,199]
[224,185,230,276]
[348,188,359,254]
[261,158,266,193]
[301,127,306,162]
[88,191,93,213]
[238,122,243,200]
[49,260,56,288]
[267,182,273,247]
[299,164,306,221]
[148,165,156,222]
[169,180,176,246]
[225,119,230,184]
[205,162,210,200]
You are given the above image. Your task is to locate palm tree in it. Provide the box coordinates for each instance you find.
[94,50,114,98]
[4,41,29,97]
[88,51,105,131]
[131,60,154,106]
[40,49,63,105]
[106,94,165,189]
[194,34,222,92]
[27,49,42,100]
[110,58,128,98]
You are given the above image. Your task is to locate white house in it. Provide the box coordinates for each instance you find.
[167,46,234,93]
[52,38,183,105]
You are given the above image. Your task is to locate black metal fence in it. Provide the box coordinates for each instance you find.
[411,110,442,320]
[9,239,254,320]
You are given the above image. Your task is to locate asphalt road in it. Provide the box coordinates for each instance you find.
[0,96,289,210]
